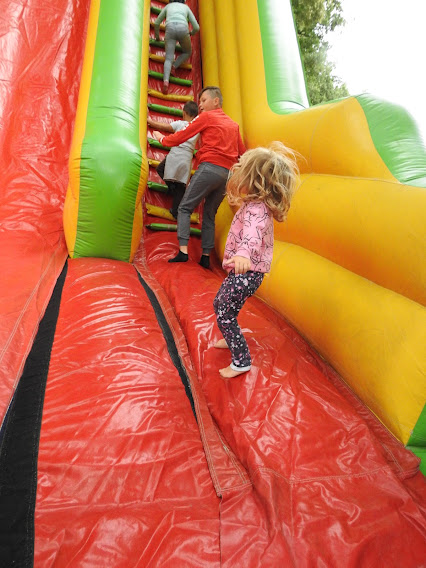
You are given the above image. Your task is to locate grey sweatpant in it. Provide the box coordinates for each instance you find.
[164,22,192,84]
[177,162,230,254]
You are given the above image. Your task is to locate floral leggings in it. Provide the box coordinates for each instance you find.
[213,271,264,370]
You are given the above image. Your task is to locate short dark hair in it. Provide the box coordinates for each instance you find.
[183,100,198,118]
[199,86,223,107]
[170,0,185,3]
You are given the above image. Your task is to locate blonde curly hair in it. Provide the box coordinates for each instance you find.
[226,141,299,222]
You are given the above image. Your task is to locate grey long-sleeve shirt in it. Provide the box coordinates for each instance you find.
[155,4,200,39]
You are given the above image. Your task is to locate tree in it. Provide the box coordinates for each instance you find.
[291,0,349,105]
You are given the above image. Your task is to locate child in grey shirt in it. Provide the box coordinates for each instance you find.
[147,100,199,218]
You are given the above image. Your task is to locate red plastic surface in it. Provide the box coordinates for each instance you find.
[136,232,426,566]
[35,258,221,567]
[0,0,89,423]
[2,0,426,565]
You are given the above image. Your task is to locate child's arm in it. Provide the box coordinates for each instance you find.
[154,7,166,41]
[147,117,174,133]
[155,113,207,147]
[187,7,200,35]
[223,256,251,274]
[227,204,270,273]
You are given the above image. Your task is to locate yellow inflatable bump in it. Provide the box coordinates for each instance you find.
[145,203,199,224]
[198,0,219,88]
[278,174,426,305]
[213,0,243,133]
[310,98,397,179]
[259,242,426,445]
[148,88,194,102]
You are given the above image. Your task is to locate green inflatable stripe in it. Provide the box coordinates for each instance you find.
[148,138,171,150]
[147,181,169,193]
[74,0,144,260]
[146,223,201,236]
[257,0,309,114]
[148,103,183,117]
[408,403,426,448]
[407,402,425,476]
[149,39,183,52]
[407,446,426,476]
[148,70,192,86]
[356,94,426,188]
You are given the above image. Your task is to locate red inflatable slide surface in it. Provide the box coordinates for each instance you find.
[0,0,425,566]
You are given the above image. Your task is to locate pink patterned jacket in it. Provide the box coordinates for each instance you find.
[223,201,274,273]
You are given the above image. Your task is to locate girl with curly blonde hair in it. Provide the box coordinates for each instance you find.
[213,142,299,378]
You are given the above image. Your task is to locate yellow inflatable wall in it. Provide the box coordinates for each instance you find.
[201,0,426,448]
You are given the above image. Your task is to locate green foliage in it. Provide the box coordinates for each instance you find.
[291,0,349,105]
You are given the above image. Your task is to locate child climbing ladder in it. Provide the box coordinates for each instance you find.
[145,0,201,236]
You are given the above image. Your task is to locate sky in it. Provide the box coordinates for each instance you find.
[325,0,426,141]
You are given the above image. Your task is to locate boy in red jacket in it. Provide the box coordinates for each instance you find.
[153,86,246,268]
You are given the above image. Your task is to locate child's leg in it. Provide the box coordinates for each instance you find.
[163,26,178,85]
[170,182,186,218]
[213,272,264,376]
[174,31,192,69]
[165,181,175,216]
[156,158,166,181]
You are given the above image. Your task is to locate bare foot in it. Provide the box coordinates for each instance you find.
[214,339,229,349]
[219,365,249,378]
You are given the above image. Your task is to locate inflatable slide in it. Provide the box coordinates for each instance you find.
[1,0,425,566]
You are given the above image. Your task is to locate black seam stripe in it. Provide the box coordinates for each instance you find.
[0,261,68,568]
[135,268,197,421]
[0,398,14,449]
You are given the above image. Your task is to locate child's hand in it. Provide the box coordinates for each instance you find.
[147,117,155,128]
[152,130,164,143]
[224,255,251,274]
